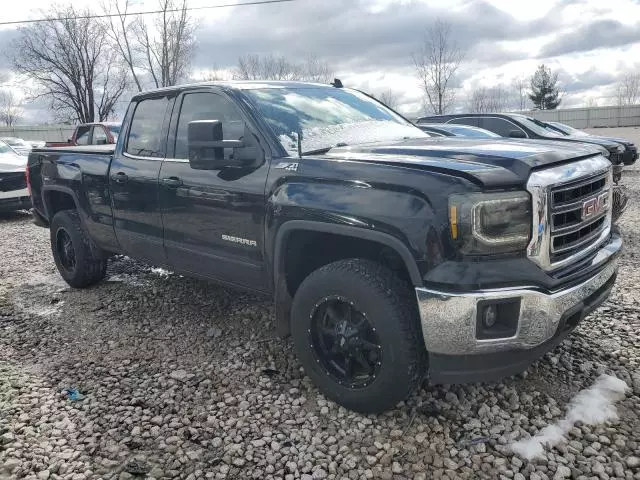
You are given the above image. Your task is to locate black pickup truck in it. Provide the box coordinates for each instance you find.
[27,81,622,413]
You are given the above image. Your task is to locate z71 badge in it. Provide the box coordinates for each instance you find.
[274,162,299,172]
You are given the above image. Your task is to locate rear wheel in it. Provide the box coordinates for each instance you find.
[291,259,427,413]
[50,210,107,288]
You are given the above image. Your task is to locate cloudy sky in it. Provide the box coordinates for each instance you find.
[1,0,640,122]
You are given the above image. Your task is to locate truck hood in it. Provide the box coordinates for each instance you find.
[323,137,604,188]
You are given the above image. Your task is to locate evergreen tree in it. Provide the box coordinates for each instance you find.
[529,65,561,110]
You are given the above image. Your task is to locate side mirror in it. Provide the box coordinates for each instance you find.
[188,120,245,169]
[508,129,526,139]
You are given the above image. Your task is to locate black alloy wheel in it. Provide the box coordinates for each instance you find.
[309,296,382,389]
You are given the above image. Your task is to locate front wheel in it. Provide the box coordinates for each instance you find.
[291,259,427,413]
[50,210,107,288]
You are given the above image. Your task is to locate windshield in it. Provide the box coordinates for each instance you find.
[551,122,587,136]
[107,125,121,141]
[1,138,23,146]
[510,115,563,137]
[243,87,427,155]
[0,141,12,154]
[445,125,500,138]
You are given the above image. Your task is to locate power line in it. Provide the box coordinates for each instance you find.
[0,0,297,26]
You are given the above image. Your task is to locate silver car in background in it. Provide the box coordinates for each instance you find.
[0,140,31,212]
[0,137,32,156]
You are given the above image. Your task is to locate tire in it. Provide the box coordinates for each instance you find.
[50,209,107,288]
[291,259,427,413]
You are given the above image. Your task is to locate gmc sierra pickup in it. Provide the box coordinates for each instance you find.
[27,81,622,413]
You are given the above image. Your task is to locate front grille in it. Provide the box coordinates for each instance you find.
[549,173,610,262]
[0,172,26,192]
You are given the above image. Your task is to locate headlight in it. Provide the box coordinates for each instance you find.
[449,192,531,254]
[615,145,625,154]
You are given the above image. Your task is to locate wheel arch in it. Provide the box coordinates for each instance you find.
[272,220,423,337]
[42,186,81,221]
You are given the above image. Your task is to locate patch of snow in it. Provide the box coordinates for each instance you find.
[23,301,65,318]
[106,274,148,286]
[149,268,171,277]
[511,374,629,460]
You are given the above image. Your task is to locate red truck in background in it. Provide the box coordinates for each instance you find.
[45,122,121,148]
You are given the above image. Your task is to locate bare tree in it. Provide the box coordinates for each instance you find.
[0,90,22,126]
[377,89,400,110]
[586,97,599,108]
[234,54,333,82]
[511,76,528,111]
[468,85,508,113]
[102,0,143,91]
[200,65,231,82]
[616,72,640,106]
[13,6,128,122]
[413,19,465,115]
[132,0,196,88]
[468,87,487,113]
[301,55,334,83]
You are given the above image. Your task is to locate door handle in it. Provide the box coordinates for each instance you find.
[111,172,128,184]
[162,177,183,188]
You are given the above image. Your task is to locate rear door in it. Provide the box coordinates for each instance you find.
[109,94,173,265]
[159,89,269,290]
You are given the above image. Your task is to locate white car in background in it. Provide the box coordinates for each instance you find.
[0,140,31,212]
[0,137,32,156]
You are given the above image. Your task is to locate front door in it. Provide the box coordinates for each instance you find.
[110,95,172,265]
[159,91,269,291]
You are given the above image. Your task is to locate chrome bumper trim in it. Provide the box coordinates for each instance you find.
[416,255,618,356]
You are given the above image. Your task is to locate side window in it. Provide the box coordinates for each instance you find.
[174,92,244,159]
[480,117,525,137]
[75,126,91,145]
[126,97,169,157]
[448,117,479,127]
[93,126,108,145]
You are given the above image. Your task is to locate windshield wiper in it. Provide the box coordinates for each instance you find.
[300,142,348,156]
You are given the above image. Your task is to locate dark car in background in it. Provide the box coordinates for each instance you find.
[545,121,638,166]
[416,123,501,138]
[417,113,630,182]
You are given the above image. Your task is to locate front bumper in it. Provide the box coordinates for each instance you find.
[416,235,620,382]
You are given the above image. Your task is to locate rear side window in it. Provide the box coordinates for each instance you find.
[92,126,108,145]
[448,117,480,127]
[75,126,91,145]
[126,97,169,157]
[480,117,526,137]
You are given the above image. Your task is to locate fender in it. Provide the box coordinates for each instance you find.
[272,219,424,337]
[41,185,82,221]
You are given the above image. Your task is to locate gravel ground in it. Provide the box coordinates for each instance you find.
[1,135,640,480]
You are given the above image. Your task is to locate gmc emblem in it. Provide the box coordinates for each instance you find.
[582,192,608,220]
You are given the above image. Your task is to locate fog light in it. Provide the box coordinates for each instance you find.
[482,305,497,328]
[476,299,521,340]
